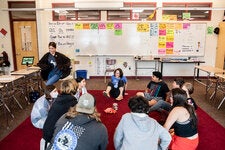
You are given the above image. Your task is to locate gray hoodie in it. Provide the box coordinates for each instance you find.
[114,113,171,150]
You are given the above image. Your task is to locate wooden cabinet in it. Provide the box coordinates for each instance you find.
[215,22,225,69]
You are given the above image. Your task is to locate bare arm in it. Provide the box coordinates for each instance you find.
[163,107,181,130]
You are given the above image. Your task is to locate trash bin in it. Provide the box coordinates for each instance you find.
[76,70,87,79]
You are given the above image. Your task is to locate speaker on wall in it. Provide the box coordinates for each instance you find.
[214,27,220,34]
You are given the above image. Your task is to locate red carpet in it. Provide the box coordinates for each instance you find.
[0,90,225,150]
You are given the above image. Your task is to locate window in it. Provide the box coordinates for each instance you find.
[107,2,156,21]
[77,10,100,21]
[8,2,36,20]
[52,3,100,21]
[162,3,212,21]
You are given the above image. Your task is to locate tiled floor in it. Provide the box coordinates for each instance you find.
[0,77,225,141]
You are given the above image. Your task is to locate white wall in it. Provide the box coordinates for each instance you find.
[0,0,13,71]
[1,0,225,76]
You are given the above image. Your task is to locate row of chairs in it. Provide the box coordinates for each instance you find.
[0,72,42,128]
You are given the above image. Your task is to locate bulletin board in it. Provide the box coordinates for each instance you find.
[48,22,206,57]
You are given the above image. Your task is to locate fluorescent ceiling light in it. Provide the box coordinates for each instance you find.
[1,8,79,11]
[120,7,225,11]
[75,0,123,9]
[158,7,225,10]
[120,7,157,10]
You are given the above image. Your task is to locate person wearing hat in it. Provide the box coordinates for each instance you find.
[46,93,108,150]
[136,71,170,106]
[114,96,171,150]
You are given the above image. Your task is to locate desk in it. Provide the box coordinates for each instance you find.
[0,75,24,109]
[11,69,42,102]
[11,68,40,75]
[160,60,205,76]
[135,59,159,79]
[213,73,225,109]
[194,66,225,95]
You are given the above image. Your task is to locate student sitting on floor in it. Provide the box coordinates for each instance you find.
[114,95,171,150]
[103,68,127,101]
[164,88,199,150]
[31,86,58,129]
[47,93,108,150]
[136,71,170,106]
[41,79,78,149]
[148,77,185,113]
[182,82,198,110]
[74,76,87,100]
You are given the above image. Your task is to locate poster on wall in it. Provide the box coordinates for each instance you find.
[20,26,32,51]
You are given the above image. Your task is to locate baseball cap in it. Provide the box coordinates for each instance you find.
[76,93,95,114]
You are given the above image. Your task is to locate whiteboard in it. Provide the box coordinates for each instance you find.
[48,22,206,57]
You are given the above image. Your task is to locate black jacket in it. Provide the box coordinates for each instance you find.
[37,52,71,81]
[43,94,77,142]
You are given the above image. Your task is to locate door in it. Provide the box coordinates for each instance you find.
[13,21,38,70]
[215,22,225,69]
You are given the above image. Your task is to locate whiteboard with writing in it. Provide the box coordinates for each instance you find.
[48,22,206,56]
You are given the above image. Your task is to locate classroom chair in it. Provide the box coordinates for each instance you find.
[104,58,116,83]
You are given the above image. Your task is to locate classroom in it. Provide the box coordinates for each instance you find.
[0,0,225,150]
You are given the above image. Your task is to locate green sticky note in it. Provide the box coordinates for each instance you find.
[114,29,122,35]
[207,26,214,34]
[90,23,98,29]
[182,12,191,20]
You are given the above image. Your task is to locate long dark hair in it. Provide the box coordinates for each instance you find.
[171,88,197,127]
[114,68,123,78]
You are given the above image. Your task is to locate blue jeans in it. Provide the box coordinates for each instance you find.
[46,67,62,86]
[149,100,171,112]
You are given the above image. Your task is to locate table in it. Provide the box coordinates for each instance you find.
[212,73,225,109]
[135,59,159,79]
[11,68,42,103]
[194,65,225,95]
[0,75,24,110]
[11,67,42,91]
[160,60,205,76]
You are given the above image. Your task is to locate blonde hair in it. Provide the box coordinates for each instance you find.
[60,79,78,95]
[66,106,101,122]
